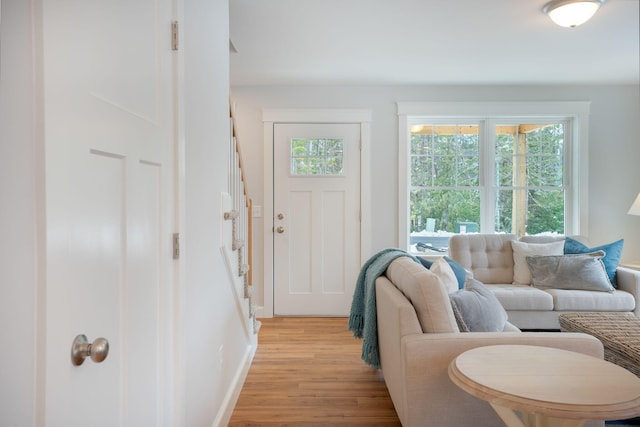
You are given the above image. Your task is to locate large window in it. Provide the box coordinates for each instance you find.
[398,102,589,255]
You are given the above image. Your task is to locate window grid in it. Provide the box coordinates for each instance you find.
[290,138,344,176]
[408,119,568,248]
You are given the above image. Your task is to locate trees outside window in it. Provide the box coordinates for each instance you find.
[410,125,481,234]
[290,138,344,175]
[408,120,568,253]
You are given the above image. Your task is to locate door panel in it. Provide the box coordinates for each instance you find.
[42,0,174,425]
[322,190,346,294]
[273,123,360,316]
[126,160,162,426]
[289,191,312,294]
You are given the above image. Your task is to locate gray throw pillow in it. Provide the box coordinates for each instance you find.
[449,278,508,332]
[526,251,614,292]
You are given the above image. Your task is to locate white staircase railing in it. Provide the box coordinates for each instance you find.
[224,103,259,335]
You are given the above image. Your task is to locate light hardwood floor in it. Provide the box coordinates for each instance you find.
[228,317,640,427]
[228,317,402,427]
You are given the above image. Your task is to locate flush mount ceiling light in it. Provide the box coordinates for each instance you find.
[543,0,604,28]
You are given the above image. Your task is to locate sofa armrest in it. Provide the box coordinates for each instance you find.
[617,267,640,316]
[398,332,603,427]
[403,331,603,364]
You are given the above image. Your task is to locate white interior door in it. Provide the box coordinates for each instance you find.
[273,123,361,316]
[42,1,175,426]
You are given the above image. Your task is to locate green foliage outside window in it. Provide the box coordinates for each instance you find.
[410,123,565,235]
[291,138,344,175]
[410,127,480,233]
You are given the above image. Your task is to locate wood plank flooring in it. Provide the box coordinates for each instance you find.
[228,317,402,427]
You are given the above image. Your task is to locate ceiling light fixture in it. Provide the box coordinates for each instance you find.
[543,0,604,28]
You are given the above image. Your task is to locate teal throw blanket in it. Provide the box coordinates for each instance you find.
[348,248,419,368]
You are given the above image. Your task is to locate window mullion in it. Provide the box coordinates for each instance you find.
[481,119,496,233]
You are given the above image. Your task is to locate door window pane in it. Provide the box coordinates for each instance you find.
[290,138,344,175]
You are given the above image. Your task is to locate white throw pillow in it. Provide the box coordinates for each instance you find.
[511,240,565,285]
[430,257,459,294]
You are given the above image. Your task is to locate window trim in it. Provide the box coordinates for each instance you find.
[397,101,590,252]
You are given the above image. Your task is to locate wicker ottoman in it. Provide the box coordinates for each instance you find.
[559,312,640,377]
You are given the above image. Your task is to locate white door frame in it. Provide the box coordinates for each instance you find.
[262,109,372,318]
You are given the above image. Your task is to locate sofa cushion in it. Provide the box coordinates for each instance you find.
[418,256,468,289]
[503,321,521,332]
[527,251,614,292]
[564,237,624,286]
[519,235,565,244]
[511,240,565,285]
[450,303,471,332]
[386,257,459,333]
[444,256,468,289]
[545,289,636,311]
[486,284,555,311]
[520,235,589,245]
[430,257,459,294]
[449,234,516,284]
[449,278,508,332]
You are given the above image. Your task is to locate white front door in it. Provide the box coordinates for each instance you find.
[273,123,361,316]
[42,1,176,426]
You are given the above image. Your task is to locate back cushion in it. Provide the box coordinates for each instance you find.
[448,234,516,284]
[386,257,459,333]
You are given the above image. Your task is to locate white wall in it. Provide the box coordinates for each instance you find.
[0,0,41,424]
[183,0,255,426]
[230,84,640,311]
[0,0,254,425]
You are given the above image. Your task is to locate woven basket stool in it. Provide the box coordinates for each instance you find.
[559,312,640,377]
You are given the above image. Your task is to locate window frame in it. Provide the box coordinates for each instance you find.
[397,101,590,255]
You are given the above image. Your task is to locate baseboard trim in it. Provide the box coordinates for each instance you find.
[211,343,257,427]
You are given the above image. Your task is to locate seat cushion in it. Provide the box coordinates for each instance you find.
[386,257,459,333]
[487,284,555,311]
[546,289,636,311]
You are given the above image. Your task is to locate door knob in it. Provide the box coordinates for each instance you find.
[277,213,284,220]
[276,226,285,234]
[71,334,109,366]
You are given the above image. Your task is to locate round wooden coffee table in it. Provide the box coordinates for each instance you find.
[448,345,640,427]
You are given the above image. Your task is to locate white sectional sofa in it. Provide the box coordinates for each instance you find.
[375,256,604,427]
[448,234,640,330]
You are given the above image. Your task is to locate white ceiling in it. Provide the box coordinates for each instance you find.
[229,0,640,86]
